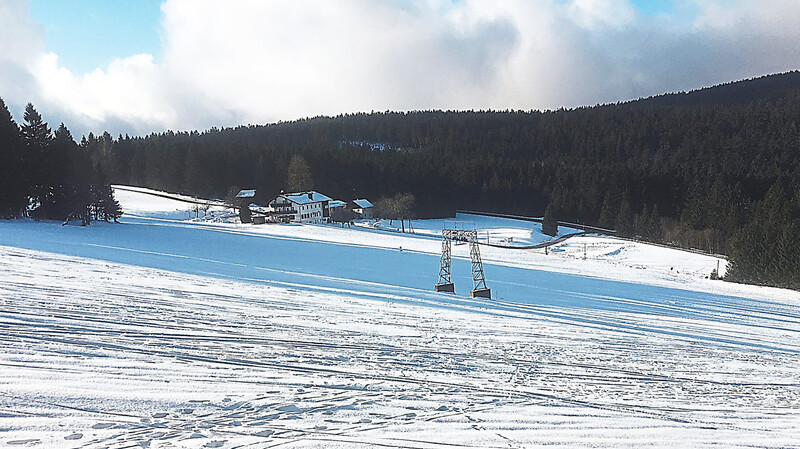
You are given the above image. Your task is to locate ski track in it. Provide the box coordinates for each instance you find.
[1,243,799,448]
[1,200,800,448]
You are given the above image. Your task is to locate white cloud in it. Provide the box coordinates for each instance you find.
[0,0,45,108]
[35,53,174,130]
[567,0,636,30]
[158,0,518,126]
[1,0,800,137]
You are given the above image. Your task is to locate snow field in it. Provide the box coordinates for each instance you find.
[1,245,798,448]
[1,187,799,448]
[113,185,739,298]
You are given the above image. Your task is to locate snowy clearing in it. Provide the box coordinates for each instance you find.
[1,187,798,448]
[113,185,230,221]
[110,186,751,298]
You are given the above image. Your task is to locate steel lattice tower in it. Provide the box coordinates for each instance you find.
[434,229,490,298]
[434,230,455,293]
[469,236,488,292]
[436,233,452,288]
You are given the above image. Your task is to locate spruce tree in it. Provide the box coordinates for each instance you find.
[598,191,615,229]
[616,193,633,237]
[104,189,123,222]
[93,184,123,222]
[21,103,52,217]
[21,103,52,150]
[542,204,558,237]
[0,97,25,217]
[44,123,91,220]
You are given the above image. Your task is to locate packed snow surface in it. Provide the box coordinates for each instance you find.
[0,187,798,448]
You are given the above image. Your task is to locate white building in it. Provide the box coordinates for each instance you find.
[269,191,332,223]
[351,199,374,219]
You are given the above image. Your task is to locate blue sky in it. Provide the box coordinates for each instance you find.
[30,0,162,74]
[630,0,675,15]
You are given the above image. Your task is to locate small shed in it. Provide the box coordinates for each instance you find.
[351,199,374,219]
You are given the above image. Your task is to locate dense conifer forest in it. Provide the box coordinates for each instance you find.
[2,72,799,289]
[0,100,121,225]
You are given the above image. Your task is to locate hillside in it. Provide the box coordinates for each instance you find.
[638,71,800,107]
[3,72,800,289]
[84,73,800,289]
[1,187,798,447]
[84,72,800,218]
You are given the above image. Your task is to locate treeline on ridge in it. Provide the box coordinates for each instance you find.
[3,72,800,289]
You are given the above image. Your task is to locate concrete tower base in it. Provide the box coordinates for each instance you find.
[470,288,491,299]
[434,282,455,293]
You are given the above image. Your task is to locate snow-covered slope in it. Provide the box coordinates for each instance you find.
[358,213,581,246]
[114,185,230,221]
[111,186,735,294]
[1,187,798,448]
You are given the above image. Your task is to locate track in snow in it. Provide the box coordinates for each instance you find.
[1,244,799,448]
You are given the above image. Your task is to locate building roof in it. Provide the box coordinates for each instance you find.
[281,191,333,205]
[236,189,256,198]
[353,199,373,209]
[328,200,347,208]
